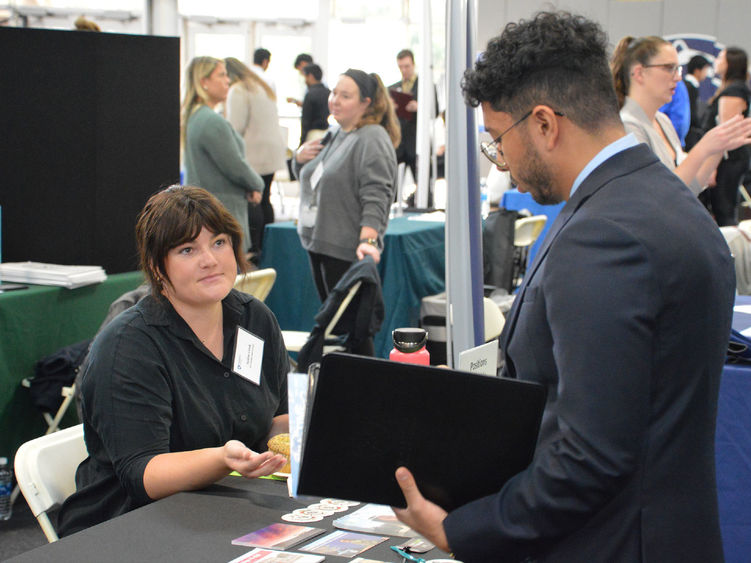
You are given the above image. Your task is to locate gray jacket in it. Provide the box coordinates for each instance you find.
[620,96,702,195]
[294,124,397,262]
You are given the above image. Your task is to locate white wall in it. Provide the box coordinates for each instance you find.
[476,0,751,58]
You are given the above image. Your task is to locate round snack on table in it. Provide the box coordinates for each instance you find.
[267,433,291,473]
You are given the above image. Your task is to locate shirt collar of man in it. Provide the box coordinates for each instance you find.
[684,74,700,88]
[402,74,417,94]
[568,133,639,198]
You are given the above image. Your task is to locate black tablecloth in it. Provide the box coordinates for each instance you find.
[8,476,449,562]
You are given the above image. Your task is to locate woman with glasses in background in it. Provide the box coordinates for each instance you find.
[701,47,750,225]
[611,36,751,197]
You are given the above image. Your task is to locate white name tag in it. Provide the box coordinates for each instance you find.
[299,205,318,228]
[310,161,324,191]
[233,326,264,385]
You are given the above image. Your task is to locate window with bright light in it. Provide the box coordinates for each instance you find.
[13,0,142,8]
[178,0,317,20]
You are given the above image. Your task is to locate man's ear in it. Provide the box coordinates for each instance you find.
[530,105,561,152]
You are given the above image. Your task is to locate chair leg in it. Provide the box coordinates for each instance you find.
[37,512,60,542]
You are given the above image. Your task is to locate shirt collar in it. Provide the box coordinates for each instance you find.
[684,74,699,88]
[569,133,639,198]
[139,289,251,329]
[402,75,417,93]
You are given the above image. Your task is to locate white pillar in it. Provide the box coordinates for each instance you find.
[444,0,483,366]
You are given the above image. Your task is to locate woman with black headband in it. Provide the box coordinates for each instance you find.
[293,68,400,353]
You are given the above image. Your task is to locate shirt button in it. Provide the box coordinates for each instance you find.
[240,414,247,421]
[223,372,230,378]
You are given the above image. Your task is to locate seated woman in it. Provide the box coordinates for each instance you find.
[57,186,289,536]
[611,36,751,196]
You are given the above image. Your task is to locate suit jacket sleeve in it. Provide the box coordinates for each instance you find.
[444,215,659,562]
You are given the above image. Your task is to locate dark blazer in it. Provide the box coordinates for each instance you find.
[300,82,330,146]
[443,144,734,562]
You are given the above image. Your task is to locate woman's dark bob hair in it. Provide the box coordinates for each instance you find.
[135,185,247,297]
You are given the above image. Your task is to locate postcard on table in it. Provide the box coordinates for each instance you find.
[300,530,388,558]
[333,503,417,537]
[231,523,325,550]
[227,548,324,563]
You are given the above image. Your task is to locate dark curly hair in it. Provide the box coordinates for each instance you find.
[462,11,621,132]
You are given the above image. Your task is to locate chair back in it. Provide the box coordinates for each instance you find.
[514,215,547,247]
[14,424,87,542]
[483,297,505,342]
[323,280,363,340]
[235,268,277,302]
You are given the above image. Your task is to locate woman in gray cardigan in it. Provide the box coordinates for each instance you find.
[293,69,400,353]
[181,56,264,252]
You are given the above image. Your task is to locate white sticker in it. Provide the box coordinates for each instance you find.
[233,326,264,385]
[310,161,324,191]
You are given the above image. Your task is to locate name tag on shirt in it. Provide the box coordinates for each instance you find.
[310,161,324,191]
[233,326,264,385]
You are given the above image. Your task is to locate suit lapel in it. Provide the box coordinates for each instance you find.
[500,145,658,369]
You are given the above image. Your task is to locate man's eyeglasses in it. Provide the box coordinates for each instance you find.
[480,109,564,170]
[643,63,682,76]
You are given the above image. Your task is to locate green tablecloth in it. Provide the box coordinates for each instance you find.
[260,216,446,358]
[0,271,144,461]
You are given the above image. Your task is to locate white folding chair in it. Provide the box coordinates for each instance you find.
[512,214,548,288]
[483,297,505,342]
[282,280,363,364]
[234,268,277,302]
[14,424,87,542]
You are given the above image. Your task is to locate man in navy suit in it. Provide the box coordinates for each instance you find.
[393,12,734,562]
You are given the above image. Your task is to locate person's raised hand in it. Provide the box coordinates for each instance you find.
[699,114,751,156]
[392,467,450,553]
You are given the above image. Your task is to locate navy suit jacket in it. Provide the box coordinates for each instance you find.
[443,144,734,562]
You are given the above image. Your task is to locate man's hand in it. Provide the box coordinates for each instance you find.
[392,467,450,553]
[246,191,262,204]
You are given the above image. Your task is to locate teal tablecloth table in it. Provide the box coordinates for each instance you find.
[260,216,446,359]
[0,271,145,462]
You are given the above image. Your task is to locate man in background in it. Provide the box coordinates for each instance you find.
[251,47,275,94]
[389,49,420,183]
[684,54,711,150]
[393,11,733,562]
[389,49,438,207]
[287,53,314,107]
[299,63,330,146]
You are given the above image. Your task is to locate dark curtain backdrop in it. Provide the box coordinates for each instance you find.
[0,27,179,273]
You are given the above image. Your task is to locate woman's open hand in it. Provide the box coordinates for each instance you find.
[222,440,286,479]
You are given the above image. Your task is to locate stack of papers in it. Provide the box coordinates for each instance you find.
[0,261,107,289]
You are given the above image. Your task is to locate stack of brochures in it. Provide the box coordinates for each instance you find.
[0,261,107,289]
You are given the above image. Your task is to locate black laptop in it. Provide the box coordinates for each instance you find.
[296,352,547,511]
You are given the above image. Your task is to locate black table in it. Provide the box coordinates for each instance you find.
[8,476,450,562]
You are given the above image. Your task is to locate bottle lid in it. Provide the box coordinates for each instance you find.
[392,327,427,353]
